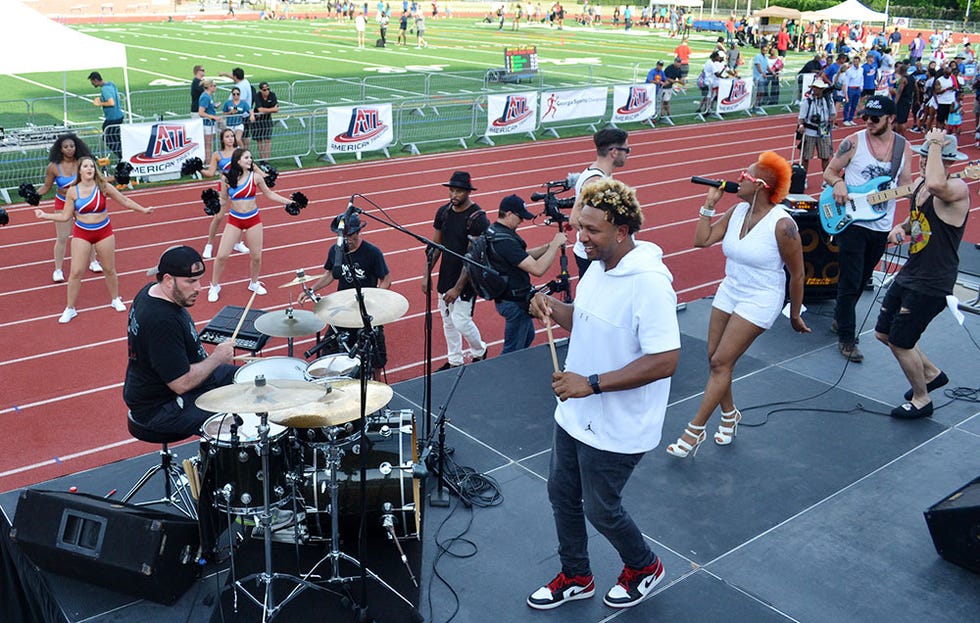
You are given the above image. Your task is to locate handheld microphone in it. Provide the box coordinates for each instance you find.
[691,176,739,193]
[335,216,345,249]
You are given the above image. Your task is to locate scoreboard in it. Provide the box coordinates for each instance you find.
[504,46,538,75]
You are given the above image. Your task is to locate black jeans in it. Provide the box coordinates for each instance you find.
[834,225,888,344]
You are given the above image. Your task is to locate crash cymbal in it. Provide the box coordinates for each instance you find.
[279,270,322,289]
[268,379,394,428]
[195,379,326,414]
[314,288,409,328]
[254,309,326,338]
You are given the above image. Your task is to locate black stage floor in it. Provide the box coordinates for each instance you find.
[3,294,980,623]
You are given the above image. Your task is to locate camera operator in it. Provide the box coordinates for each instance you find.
[796,77,835,172]
[489,195,567,354]
[570,128,631,278]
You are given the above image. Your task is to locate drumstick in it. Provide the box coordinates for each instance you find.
[545,316,559,373]
[233,354,264,362]
[182,459,200,501]
[229,290,258,343]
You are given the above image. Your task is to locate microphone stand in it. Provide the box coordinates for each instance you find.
[351,201,500,508]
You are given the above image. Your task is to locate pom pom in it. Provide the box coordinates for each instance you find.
[284,202,302,216]
[180,157,204,177]
[201,188,221,216]
[0,208,9,226]
[290,191,308,210]
[114,161,133,185]
[18,183,41,206]
[257,160,278,188]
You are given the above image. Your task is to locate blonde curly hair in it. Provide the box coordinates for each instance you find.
[579,178,644,234]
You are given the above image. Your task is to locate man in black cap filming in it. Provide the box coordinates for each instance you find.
[123,245,236,438]
[488,195,567,353]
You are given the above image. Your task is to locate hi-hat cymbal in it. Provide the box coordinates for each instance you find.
[313,288,409,328]
[254,309,326,338]
[279,271,322,288]
[196,379,326,414]
[268,379,394,428]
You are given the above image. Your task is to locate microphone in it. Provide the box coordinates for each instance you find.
[335,215,345,250]
[691,176,739,193]
[546,173,580,190]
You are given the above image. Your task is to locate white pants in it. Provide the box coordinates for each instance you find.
[438,295,486,365]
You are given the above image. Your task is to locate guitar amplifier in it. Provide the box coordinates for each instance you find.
[199,305,270,352]
[782,193,818,212]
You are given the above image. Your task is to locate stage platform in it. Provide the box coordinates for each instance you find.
[3,295,979,623]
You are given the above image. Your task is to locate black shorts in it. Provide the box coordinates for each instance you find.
[251,117,273,141]
[861,88,875,98]
[874,282,947,349]
[936,103,952,124]
[895,102,912,124]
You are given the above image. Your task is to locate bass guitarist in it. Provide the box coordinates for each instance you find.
[823,95,913,363]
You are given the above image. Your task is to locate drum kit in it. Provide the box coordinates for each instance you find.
[191,281,419,621]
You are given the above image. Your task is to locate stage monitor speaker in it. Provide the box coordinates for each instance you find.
[924,476,980,575]
[10,489,201,604]
[791,210,839,301]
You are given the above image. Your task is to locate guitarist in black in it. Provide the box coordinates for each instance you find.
[823,95,914,363]
[874,129,969,418]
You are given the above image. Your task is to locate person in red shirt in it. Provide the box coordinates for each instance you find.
[674,36,692,80]
[776,25,790,57]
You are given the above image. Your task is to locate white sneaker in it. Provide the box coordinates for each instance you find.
[208,284,221,302]
[110,297,126,312]
[202,243,214,259]
[233,241,250,254]
[248,281,267,295]
[52,269,65,283]
[58,307,77,324]
[89,260,103,273]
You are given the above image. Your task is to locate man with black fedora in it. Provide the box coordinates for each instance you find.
[875,129,970,419]
[487,194,567,353]
[423,171,490,369]
[823,94,914,363]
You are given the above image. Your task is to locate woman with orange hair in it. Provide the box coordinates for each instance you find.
[667,151,810,459]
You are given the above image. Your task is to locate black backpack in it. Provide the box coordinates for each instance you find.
[464,228,509,301]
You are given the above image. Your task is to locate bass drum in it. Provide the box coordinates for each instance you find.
[301,409,422,541]
[234,356,308,384]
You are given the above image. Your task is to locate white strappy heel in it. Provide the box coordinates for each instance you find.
[666,423,707,459]
[714,408,741,445]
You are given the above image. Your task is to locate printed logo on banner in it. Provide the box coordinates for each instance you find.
[492,95,534,127]
[610,84,656,123]
[334,107,389,144]
[541,93,560,120]
[128,123,197,164]
[616,87,652,116]
[720,80,750,107]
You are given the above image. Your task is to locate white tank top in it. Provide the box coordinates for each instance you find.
[844,130,904,232]
[721,202,791,298]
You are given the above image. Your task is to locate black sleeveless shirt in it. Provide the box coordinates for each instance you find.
[895,189,966,296]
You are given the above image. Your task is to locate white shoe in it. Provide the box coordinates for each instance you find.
[58,307,77,324]
[110,297,126,312]
[52,269,65,283]
[208,284,221,302]
[89,259,103,273]
[248,281,267,295]
[202,243,214,259]
[233,241,250,254]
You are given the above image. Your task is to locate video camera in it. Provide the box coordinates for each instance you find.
[530,173,579,226]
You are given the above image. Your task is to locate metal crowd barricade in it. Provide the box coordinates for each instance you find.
[393,95,480,155]
[291,77,363,108]
[0,125,104,203]
[0,99,33,130]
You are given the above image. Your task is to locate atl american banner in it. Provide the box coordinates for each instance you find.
[485,92,538,136]
[610,84,657,124]
[715,78,753,115]
[327,103,394,154]
[121,118,205,181]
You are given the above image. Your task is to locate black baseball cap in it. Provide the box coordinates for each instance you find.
[148,245,206,278]
[499,194,535,220]
[858,95,896,117]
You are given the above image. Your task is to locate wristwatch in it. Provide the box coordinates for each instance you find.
[588,374,602,395]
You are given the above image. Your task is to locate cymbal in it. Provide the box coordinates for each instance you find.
[268,379,394,428]
[279,271,322,288]
[195,379,326,414]
[253,309,326,338]
[314,288,409,328]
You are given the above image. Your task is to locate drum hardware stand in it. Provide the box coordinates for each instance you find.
[381,502,418,587]
[418,364,467,507]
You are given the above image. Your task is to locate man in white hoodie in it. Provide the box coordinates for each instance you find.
[526,178,680,611]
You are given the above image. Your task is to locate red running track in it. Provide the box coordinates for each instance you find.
[2,112,979,492]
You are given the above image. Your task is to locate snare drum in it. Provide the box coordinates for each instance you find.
[199,413,292,514]
[302,409,422,541]
[305,354,361,383]
[234,356,308,384]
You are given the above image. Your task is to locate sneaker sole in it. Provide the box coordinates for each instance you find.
[526,587,595,610]
[602,571,664,609]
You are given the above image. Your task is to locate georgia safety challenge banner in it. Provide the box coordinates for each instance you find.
[121,118,205,181]
[715,78,753,114]
[610,84,657,124]
[485,92,538,136]
[327,103,394,154]
[538,87,607,124]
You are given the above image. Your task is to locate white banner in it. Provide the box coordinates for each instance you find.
[715,78,753,115]
[327,103,394,154]
[485,92,538,136]
[121,118,205,181]
[610,84,657,124]
[538,87,607,124]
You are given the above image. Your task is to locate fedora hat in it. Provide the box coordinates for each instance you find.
[914,134,969,161]
[443,171,476,191]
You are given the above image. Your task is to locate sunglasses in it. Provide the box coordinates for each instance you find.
[612,146,632,154]
[260,87,270,91]
[738,170,771,189]
[861,114,882,123]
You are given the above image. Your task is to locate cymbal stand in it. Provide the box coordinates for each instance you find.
[230,410,331,622]
[283,303,298,357]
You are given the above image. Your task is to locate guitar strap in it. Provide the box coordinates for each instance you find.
[888,133,907,186]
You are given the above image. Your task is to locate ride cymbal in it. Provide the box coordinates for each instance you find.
[268,379,394,428]
[313,288,409,328]
[195,378,326,414]
[254,309,326,338]
[279,270,322,288]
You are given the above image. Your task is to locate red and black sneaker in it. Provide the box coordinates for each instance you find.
[602,557,665,609]
[526,571,595,610]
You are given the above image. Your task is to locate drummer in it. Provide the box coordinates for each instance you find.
[123,245,236,438]
[299,213,391,376]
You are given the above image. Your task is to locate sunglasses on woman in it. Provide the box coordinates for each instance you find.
[738,170,771,188]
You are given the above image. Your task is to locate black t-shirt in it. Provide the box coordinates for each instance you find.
[324,240,389,290]
[433,202,489,294]
[124,283,208,417]
[253,90,278,123]
[489,222,532,301]
[799,60,823,74]
[191,77,203,114]
[664,64,683,82]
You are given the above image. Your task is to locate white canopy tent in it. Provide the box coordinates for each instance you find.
[811,0,888,25]
[4,1,131,125]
